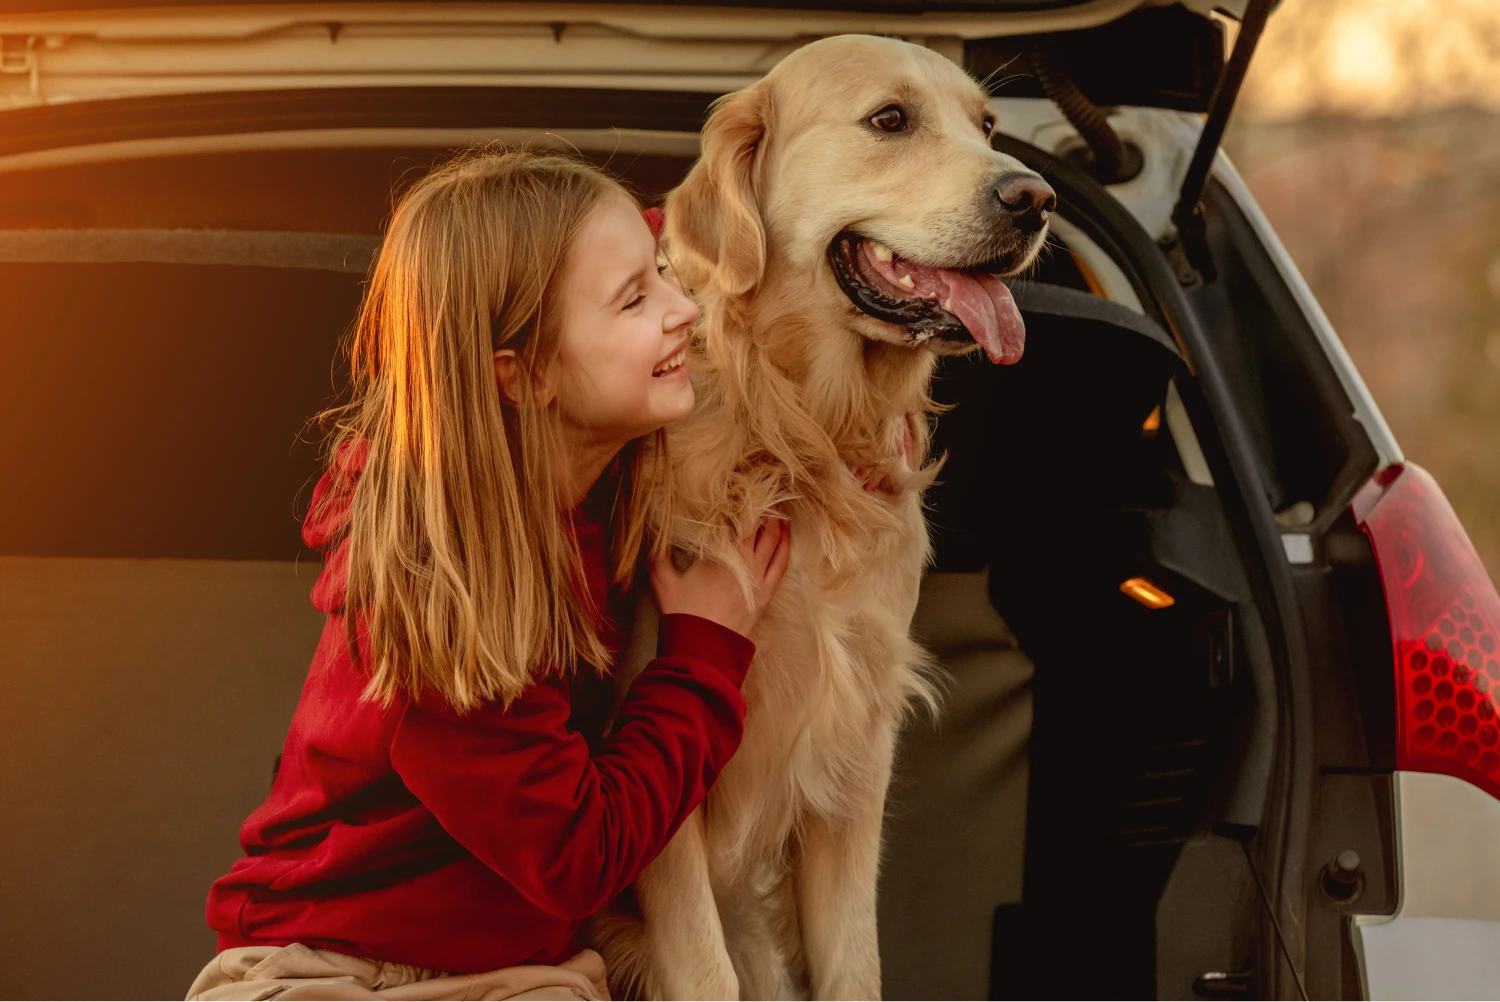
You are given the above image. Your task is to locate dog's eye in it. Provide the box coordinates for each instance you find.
[982,113,996,137]
[869,105,907,133]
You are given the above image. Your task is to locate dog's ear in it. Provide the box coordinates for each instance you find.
[666,85,769,296]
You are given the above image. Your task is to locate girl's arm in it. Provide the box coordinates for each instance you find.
[389,612,753,921]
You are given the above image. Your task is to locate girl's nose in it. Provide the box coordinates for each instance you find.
[665,285,700,331]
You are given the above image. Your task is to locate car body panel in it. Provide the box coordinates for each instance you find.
[1355,771,1500,1000]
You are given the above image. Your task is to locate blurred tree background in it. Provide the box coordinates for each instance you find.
[1222,0,1500,576]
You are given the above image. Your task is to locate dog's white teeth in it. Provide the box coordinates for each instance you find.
[872,242,894,263]
[898,274,915,289]
[943,298,953,311]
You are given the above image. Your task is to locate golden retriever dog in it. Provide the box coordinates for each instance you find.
[594,34,1055,1001]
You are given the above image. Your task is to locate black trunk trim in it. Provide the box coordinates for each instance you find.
[0,87,718,160]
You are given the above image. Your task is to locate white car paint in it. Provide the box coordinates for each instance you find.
[988,98,1206,242]
[1356,771,1500,1000]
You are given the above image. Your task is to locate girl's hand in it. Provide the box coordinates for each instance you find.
[650,518,791,637]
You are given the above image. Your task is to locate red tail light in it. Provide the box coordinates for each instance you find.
[1356,463,1500,800]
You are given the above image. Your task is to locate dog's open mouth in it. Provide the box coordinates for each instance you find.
[828,232,1025,365]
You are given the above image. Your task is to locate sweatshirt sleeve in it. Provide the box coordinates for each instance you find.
[389,613,754,921]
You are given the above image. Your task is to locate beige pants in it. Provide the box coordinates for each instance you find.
[185,944,611,1001]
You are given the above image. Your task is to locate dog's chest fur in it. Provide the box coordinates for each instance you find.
[640,332,940,853]
[655,366,938,861]
[706,487,933,873]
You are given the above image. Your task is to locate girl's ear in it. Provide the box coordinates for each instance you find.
[493,349,557,408]
[665,85,769,296]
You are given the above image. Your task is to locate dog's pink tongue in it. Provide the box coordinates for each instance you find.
[936,270,1025,365]
[861,242,1026,364]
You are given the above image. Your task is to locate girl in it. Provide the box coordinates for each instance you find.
[188,150,789,1001]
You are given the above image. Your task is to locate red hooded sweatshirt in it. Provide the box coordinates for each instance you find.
[205,448,754,973]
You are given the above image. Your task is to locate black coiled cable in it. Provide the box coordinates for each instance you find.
[1028,41,1143,184]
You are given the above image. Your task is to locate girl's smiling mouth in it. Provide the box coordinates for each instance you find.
[652,344,686,377]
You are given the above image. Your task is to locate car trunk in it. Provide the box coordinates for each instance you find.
[0,3,1396,1000]
[0,121,1257,1002]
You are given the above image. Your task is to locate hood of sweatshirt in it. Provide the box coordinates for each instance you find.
[302,439,367,615]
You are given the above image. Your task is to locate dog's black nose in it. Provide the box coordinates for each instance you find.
[995,173,1057,233]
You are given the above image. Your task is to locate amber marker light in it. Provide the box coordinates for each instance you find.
[1142,406,1162,432]
[1120,576,1175,609]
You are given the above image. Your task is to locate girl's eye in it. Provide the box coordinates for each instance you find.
[869,105,907,133]
[624,291,646,311]
[657,260,685,293]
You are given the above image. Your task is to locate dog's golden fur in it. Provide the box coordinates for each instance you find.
[594,35,1049,1000]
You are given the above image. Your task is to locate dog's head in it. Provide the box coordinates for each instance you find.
[666,34,1054,366]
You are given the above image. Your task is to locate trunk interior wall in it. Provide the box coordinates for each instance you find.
[0,147,687,561]
[0,260,357,560]
[880,571,1034,1000]
[0,556,325,1000]
[0,148,694,233]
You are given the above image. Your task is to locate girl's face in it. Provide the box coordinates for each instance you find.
[550,194,699,448]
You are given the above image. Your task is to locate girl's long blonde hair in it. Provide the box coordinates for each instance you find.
[319,148,668,711]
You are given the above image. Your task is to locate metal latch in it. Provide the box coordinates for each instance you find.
[1192,970,1254,996]
[0,35,42,100]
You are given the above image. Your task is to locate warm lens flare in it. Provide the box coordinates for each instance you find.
[1120,577,1176,610]
[1238,0,1500,119]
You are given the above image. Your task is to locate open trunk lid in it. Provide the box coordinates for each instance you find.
[0,0,1257,110]
[0,0,1279,275]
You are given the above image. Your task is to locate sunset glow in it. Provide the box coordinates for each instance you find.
[1239,0,1500,119]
